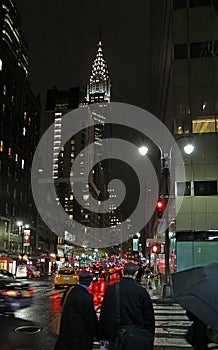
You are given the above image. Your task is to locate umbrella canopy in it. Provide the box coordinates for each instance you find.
[171,263,218,331]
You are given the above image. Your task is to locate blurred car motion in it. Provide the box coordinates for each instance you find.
[0,277,34,313]
[53,267,78,288]
[0,269,14,279]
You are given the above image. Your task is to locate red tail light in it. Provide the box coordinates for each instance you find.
[28,286,35,291]
[1,290,19,297]
[28,286,36,295]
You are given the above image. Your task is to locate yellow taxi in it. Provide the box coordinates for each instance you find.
[53,267,78,288]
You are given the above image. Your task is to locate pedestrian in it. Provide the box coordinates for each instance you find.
[136,264,144,284]
[54,270,98,350]
[98,262,155,350]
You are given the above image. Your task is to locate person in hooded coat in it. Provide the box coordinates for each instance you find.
[54,270,98,350]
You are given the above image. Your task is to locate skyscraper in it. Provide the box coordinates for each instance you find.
[172,1,218,234]
[86,40,111,104]
[0,0,41,260]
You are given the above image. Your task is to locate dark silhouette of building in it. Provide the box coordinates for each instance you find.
[0,0,41,261]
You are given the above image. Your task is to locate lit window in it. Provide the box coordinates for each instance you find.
[8,148,11,156]
[2,103,5,112]
[21,159,25,169]
[15,154,18,161]
[23,127,26,136]
[192,116,216,133]
[0,59,2,70]
[3,85,6,95]
[28,117,31,126]
[177,182,191,196]
[24,112,27,120]
[0,141,3,152]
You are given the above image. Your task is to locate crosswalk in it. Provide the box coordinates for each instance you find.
[92,301,192,349]
[154,302,191,349]
[34,282,192,349]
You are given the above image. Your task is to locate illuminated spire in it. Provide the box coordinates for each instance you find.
[86,40,111,103]
[90,41,109,82]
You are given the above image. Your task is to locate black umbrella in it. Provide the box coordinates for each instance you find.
[171,263,218,331]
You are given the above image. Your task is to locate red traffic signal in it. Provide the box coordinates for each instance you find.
[156,200,166,218]
[151,243,160,254]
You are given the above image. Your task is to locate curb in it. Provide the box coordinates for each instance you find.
[152,297,175,305]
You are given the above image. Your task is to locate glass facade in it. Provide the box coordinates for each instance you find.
[174,231,218,271]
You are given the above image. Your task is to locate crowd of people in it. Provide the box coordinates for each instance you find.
[53,262,155,350]
[53,261,218,350]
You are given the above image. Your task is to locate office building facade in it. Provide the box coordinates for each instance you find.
[0,0,41,261]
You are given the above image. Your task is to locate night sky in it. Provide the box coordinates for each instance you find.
[14,0,154,220]
[14,0,150,110]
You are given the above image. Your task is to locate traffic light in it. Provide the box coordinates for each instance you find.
[156,199,166,218]
[151,243,160,254]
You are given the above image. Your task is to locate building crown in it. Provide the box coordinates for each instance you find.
[90,41,109,83]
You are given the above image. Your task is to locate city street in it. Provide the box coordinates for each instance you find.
[0,277,192,350]
[1,1,218,348]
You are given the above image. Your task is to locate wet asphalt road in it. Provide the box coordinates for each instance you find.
[14,277,58,350]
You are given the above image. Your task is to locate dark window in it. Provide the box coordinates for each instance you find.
[59,269,75,275]
[177,181,191,196]
[194,181,217,196]
[174,44,187,59]
[189,0,211,6]
[173,0,187,9]
[190,41,218,58]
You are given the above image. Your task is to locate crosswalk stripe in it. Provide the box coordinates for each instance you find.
[154,302,192,348]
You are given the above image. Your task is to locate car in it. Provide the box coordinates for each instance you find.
[27,266,41,278]
[0,277,34,313]
[53,267,78,289]
[0,269,14,279]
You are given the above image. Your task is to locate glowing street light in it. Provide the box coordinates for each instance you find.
[138,136,194,297]
[138,146,148,156]
[184,143,195,155]
[16,221,30,263]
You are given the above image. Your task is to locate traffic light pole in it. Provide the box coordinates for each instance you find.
[161,155,172,298]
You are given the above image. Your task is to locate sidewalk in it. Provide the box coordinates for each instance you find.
[144,279,175,304]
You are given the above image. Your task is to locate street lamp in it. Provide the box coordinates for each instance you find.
[138,146,148,156]
[16,221,29,264]
[138,137,194,297]
[16,221,23,259]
